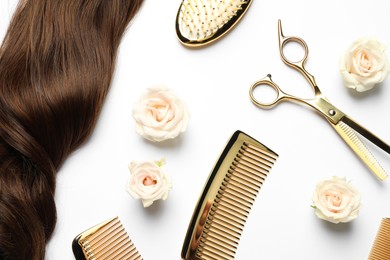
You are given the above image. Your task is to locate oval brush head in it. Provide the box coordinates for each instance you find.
[175,0,253,47]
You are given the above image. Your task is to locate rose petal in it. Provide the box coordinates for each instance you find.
[126,160,172,207]
[132,86,190,142]
[340,37,390,92]
[312,176,361,223]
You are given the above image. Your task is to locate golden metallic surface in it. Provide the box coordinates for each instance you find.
[175,0,252,47]
[368,218,390,259]
[74,217,142,260]
[181,131,278,260]
[250,20,389,181]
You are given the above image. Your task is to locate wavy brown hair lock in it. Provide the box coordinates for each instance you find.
[0,0,143,259]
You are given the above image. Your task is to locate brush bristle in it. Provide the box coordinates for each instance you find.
[176,0,251,46]
[196,141,277,259]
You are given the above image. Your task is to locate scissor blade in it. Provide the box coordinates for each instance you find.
[332,121,388,181]
[342,116,390,154]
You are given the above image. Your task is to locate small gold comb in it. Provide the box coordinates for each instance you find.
[368,218,390,260]
[72,217,142,260]
[181,130,278,260]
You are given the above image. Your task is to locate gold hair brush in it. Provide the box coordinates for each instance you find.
[175,0,253,47]
[181,130,278,259]
[72,217,143,260]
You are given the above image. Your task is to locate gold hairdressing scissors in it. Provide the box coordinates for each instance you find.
[249,20,390,181]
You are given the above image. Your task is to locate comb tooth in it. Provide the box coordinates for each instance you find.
[206,218,242,239]
[217,186,253,205]
[92,227,126,257]
[216,193,252,212]
[244,142,278,161]
[212,201,248,223]
[200,235,237,253]
[244,149,277,167]
[182,131,278,260]
[96,232,129,258]
[77,217,143,260]
[88,218,121,244]
[113,241,141,259]
[92,226,123,249]
[198,144,276,259]
[224,176,258,197]
[219,185,254,205]
[234,156,271,176]
[222,180,257,201]
[217,186,254,207]
[226,171,261,191]
[202,228,239,249]
[214,197,250,218]
[88,220,122,248]
[196,249,230,260]
[237,149,273,171]
[232,159,268,180]
[111,240,142,260]
[369,218,390,259]
[199,242,236,260]
[203,228,240,251]
[209,207,246,231]
[218,190,255,217]
[207,215,244,235]
[202,230,239,253]
[230,164,267,184]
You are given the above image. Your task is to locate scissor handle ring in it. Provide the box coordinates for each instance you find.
[249,74,284,109]
[279,36,309,69]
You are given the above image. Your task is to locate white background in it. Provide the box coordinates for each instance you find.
[1,0,390,259]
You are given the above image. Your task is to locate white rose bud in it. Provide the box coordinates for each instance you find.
[132,85,190,142]
[312,176,361,224]
[339,37,390,92]
[126,159,172,207]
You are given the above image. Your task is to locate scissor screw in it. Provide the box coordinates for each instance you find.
[328,109,336,116]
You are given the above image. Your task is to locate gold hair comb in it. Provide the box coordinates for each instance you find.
[72,217,142,260]
[175,0,252,47]
[181,130,278,259]
[368,218,390,259]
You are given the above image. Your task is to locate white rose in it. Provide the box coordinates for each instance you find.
[126,159,172,207]
[312,176,361,224]
[132,85,190,142]
[339,37,390,92]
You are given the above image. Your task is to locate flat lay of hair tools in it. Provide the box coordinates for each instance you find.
[175,0,252,47]
[2,0,390,259]
[368,218,390,259]
[181,130,278,260]
[249,20,390,181]
[72,217,143,260]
